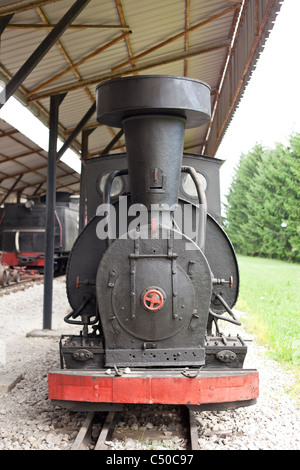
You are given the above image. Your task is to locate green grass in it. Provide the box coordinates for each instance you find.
[236,255,300,367]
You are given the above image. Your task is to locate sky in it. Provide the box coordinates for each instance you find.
[0,0,299,203]
[216,0,300,206]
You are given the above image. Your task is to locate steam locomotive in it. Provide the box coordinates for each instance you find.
[49,76,258,410]
[0,192,79,274]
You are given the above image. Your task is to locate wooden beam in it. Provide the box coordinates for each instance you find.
[0,129,18,138]
[88,145,123,159]
[64,120,101,135]
[0,161,77,182]
[28,39,230,101]
[0,156,50,182]
[0,61,67,139]
[0,0,64,16]
[0,0,92,108]
[0,179,79,197]
[111,3,239,72]
[27,31,132,98]
[36,5,94,104]
[0,175,22,206]
[115,0,136,71]
[6,23,130,30]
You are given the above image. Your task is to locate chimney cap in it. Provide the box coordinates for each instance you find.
[96,75,211,129]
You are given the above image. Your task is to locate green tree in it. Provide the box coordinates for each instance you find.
[224,134,300,262]
[224,144,264,254]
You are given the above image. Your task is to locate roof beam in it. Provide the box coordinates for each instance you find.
[6,23,130,30]
[14,177,79,195]
[101,129,124,155]
[0,163,77,184]
[56,102,96,161]
[88,141,124,158]
[115,0,136,71]
[64,120,102,135]
[0,14,14,35]
[0,175,22,206]
[111,3,239,72]
[0,61,67,140]
[0,0,92,108]
[0,0,64,16]
[27,30,131,98]
[32,182,44,196]
[0,125,51,166]
[35,5,94,104]
[0,129,18,138]
[0,152,49,182]
[28,39,230,101]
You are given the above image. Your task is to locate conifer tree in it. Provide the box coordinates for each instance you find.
[224,134,300,262]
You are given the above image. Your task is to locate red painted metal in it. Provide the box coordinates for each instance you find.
[2,251,45,267]
[48,369,259,405]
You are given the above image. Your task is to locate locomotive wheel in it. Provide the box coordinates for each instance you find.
[6,270,12,285]
[12,270,20,283]
[1,269,8,287]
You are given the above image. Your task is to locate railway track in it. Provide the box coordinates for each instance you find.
[0,276,44,296]
[70,406,199,451]
[0,271,67,295]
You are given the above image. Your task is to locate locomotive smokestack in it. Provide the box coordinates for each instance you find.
[96,75,211,209]
[122,113,185,209]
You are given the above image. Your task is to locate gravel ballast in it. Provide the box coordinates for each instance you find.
[0,277,299,450]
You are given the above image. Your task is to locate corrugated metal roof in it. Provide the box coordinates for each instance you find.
[0,0,283,200]
[0,118,80,200]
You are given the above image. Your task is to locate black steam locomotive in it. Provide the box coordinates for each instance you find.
[50,76,258,410]
[0,192,79,273]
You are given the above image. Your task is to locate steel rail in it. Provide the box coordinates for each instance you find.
[70,406,199,450]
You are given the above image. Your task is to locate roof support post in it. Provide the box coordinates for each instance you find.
[56,102,96,161]
[0,174,22,206]
[79,128,95,232]
[32,182,44,196]
[0,14,14,36]
[0,0,92,108]
[43,93,66,331]
[101,129,124,155]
